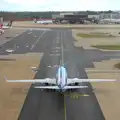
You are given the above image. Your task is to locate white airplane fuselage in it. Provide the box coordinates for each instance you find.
[36,20,53,24]
[56,66,68,92]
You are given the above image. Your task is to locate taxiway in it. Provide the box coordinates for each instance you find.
[1,29,120,120]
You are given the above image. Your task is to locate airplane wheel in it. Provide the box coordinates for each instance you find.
[70,89,73,92]
[47,89,53,92]
[46,89,50,92]
[67,89,72,92]
[53,89,56,92]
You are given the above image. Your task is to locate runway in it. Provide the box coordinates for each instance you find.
[1,28,120,120]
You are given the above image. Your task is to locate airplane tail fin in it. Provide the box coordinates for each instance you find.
[63,86,88,89]
[60,60,69,67]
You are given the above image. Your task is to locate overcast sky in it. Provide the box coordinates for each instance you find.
[0,0,120,11]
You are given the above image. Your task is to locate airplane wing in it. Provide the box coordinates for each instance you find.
[86,70,120,73]
[67,78,116,84]
[4,76,56,84]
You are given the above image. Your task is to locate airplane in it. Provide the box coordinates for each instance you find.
[33,19,53,24]
[100,18,120,24]
[5,64,116,93]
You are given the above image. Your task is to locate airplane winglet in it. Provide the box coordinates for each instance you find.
[4,76,8,82]
[30,67,39,72]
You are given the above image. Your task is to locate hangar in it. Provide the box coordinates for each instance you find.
[52,12,99,24]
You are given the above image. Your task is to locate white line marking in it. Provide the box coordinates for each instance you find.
[5,49,15,53]
[52,50,59,52]
[50,54,60,56]
[28,32,32,34]
[52,47,60,49]
[25,44,29,48]
[30,31,46,50]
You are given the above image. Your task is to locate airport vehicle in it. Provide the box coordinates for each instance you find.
[5,65,116,93]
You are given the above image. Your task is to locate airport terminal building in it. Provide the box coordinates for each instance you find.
[52,12,99,24]
[52,11,120,24]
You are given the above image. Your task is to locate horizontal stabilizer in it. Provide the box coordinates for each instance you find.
[63,86,88,89]
[34,86,59,89]
[34,86,88,89]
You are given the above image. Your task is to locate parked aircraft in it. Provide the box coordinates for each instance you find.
[5,64,116,93]
[34,19,53,24]
[100,19,120,24]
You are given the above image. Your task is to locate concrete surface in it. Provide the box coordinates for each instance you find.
[16,29,105,120]
[0,53,42,120]
[0,28,26,46]
[72,28,120,120]
[87,59,120,120]
[72,29,120,47]
[0,28,120,120]
[12,21,120,29]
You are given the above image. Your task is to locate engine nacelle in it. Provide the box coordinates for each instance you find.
[45,83,49,85]
[75,83,79,85]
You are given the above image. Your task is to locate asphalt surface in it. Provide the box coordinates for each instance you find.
[1,28,120,120]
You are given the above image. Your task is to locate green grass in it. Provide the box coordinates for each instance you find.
[76,33,115,38]
[114,63,120,69]
[90,32,108,34]
[91,45,120,50]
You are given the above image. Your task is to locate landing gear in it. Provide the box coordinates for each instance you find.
[75,83,79,85]
[46,89,52,92]
[45,83,49,85]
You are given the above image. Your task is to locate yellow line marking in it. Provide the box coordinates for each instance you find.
[83,94,89,96]
[64,93,90,99]
[64,94,67,120]
[63,93,90,120]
